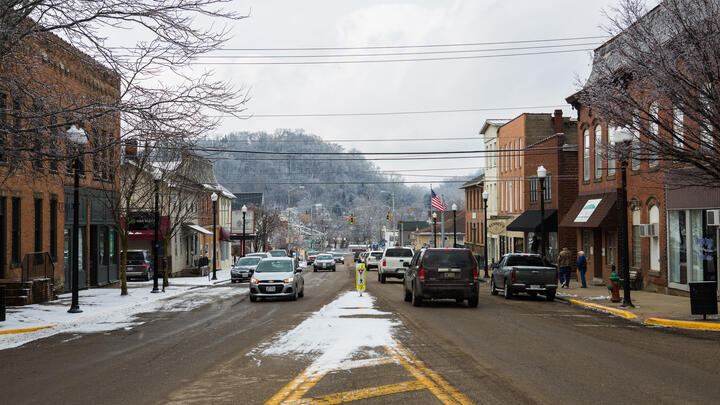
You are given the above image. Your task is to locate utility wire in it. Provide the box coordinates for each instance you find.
[240,105,567,118]
[188,145,564,155]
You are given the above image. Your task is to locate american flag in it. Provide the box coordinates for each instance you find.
[430,189,446,211]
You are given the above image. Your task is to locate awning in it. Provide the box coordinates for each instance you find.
[559,193,618,228]
[506,209,558,233]
[128,230,156,241]
[220,226,231,242]
[184,223,213,235]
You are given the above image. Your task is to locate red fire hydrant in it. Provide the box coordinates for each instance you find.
[608,265,621,303]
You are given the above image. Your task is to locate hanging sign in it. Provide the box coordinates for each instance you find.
[575,199,602,223]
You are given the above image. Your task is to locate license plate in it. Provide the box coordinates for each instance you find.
[444,272,456,279]
[241,273,249,277]
[398,269,405,273]
[530,285,540,289]
[266,286,276,292]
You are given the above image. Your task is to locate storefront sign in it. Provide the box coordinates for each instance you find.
[488,222,505,235]
[575,199,602,223]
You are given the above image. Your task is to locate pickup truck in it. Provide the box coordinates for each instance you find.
[490,253,558,301]
[378,247,414,283]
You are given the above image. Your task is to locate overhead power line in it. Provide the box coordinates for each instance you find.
[190,145,563,156]
[241,104,568,118]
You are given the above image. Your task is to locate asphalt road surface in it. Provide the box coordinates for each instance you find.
[2,257,720,405]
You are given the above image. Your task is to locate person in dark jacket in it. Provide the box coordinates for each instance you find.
[577,251,588,288]
[557,247,573,288]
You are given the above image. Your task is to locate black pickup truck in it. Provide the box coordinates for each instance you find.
[490,253,558,301]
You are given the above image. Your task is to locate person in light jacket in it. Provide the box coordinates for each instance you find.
[557,247,573,288]
[577,251,588,288]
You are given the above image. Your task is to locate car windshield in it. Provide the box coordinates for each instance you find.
[505,256,546,267]
[126,252,146,263]
[422,250,475,268]
[317,254,333,260]
[333,253,342,258]
[269,251,286,257]
[385,248,413,257]
[255,260,293,273]
[371,252,383,259]
[236,257,261,266]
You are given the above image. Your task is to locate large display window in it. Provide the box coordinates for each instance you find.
[668,209,718,290]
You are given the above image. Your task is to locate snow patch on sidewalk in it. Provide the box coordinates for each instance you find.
[254,291,398,373]
[0,284,246,351]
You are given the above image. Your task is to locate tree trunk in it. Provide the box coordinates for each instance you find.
[120,232,128,296]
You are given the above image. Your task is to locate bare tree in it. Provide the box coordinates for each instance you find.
[576,0,720,186]
[253,207,282,252]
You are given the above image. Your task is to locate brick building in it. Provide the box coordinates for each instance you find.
[506,110,578,265]
[460,175,484,259]
[1,30,120,302]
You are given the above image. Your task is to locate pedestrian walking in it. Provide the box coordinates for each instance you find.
[558,247,572,288]
[577,251,588,288]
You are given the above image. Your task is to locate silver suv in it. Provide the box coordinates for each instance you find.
[250,258,304,302]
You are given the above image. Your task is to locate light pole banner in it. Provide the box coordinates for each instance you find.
[574,199,602,223]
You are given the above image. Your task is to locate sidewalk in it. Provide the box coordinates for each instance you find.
[555,283,720,331]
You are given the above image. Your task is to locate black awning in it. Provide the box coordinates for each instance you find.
[506,209,558,233]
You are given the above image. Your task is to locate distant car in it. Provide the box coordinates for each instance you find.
[331,252,345,264]
[353,251,362,263]
[313,253,336,272]
[269,249,288,257]
[378,247,414,283]
[403,248,480,307]
[365,251,384,270]
[490,253,557,301]
[124,250,154,281]
[359,252,369,264]
[231,256,262,283]
[246,252,271,259]
[250,258,304,302]
[307,252,318,265]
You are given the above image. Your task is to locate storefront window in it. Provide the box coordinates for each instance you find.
[668,211,687,284]
[692,211,717,282]
[669,210,717,287]
[632,210,641,268]
[109,229,117,265]
[650,206,660,271]
[606,231,617,266]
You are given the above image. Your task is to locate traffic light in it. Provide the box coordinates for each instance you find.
[349,215,355,225]
[386,213,391,222]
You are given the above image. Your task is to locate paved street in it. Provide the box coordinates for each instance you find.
[2,258,720,405]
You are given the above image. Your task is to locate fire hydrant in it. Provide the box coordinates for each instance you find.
[608,265,621,303]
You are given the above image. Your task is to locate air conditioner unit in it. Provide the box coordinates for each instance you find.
[707,209,720,227]
[638,224,659,238]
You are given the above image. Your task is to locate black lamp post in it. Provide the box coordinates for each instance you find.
[451,203,457,248]
[613,129,635,308]
[241,204,247,257]
[432,212,437,248]
[67,125,86,314]
[211,192,218,281]
[482,191,489,278]
[152,179,160,293]
[537,165,547,259]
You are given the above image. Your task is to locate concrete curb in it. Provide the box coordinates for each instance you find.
[566,299,639,319]
[645,318,720,331]
[0,325,56,335]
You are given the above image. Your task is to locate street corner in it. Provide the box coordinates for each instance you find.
[565,298,639,320]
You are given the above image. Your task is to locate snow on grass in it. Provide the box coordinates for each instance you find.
[253,291,399,373]
[0,283,246,351]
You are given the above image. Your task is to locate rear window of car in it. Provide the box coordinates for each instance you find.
[317,254,333,260]
[385,248,413,257]
[255,260,292,273]
[126,252,146,262]
[505,256,546,267]
[269,251,286,257]
[422,250,475,268]
[237,257,261,266]
[333,253,342,258]
[371,252,383,259]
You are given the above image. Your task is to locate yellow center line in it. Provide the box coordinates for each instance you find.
[383,345,460,405]
[295,380,426,405]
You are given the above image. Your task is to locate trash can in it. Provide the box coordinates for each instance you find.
[689,281,718,320]
[0,285,6,322]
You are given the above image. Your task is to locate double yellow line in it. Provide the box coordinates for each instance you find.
[265,340,473,405]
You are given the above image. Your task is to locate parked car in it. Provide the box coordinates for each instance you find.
[365,251,384,270]
[269,249,288,257]
[249,258,304,302]
[125,250,154,281]
[313,253,336,272]
[331,252,345,264]
[378,247,414,283]
[403,248,480,307]
[246,252,271,259]
[490,253,557,301]
[231,256,262,283]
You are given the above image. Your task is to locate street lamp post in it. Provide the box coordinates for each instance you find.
[612,129,635,308]
[151,179,160,293]
[451,203,458,247]
[211,192,218,281]
[67,125,87,314]
[241,204,248,257]
[432,212,438,248]
[482,191,489,278]
[537,165,547,259]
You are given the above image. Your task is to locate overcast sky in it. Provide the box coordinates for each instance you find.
[196,0,621,181]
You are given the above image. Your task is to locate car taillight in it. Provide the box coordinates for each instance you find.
[382,260,386,267]
[473,267,479,282]
[142,264,147,269]
[511,269,516,283]
[419,267,425,281]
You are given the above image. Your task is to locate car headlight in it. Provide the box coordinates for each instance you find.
[250,278,259,284]
[284,277,294,283]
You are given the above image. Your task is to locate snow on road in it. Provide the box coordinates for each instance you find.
[254,291,399,373]
[0,283,246,351]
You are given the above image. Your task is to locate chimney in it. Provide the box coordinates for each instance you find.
[553,109,563,134]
